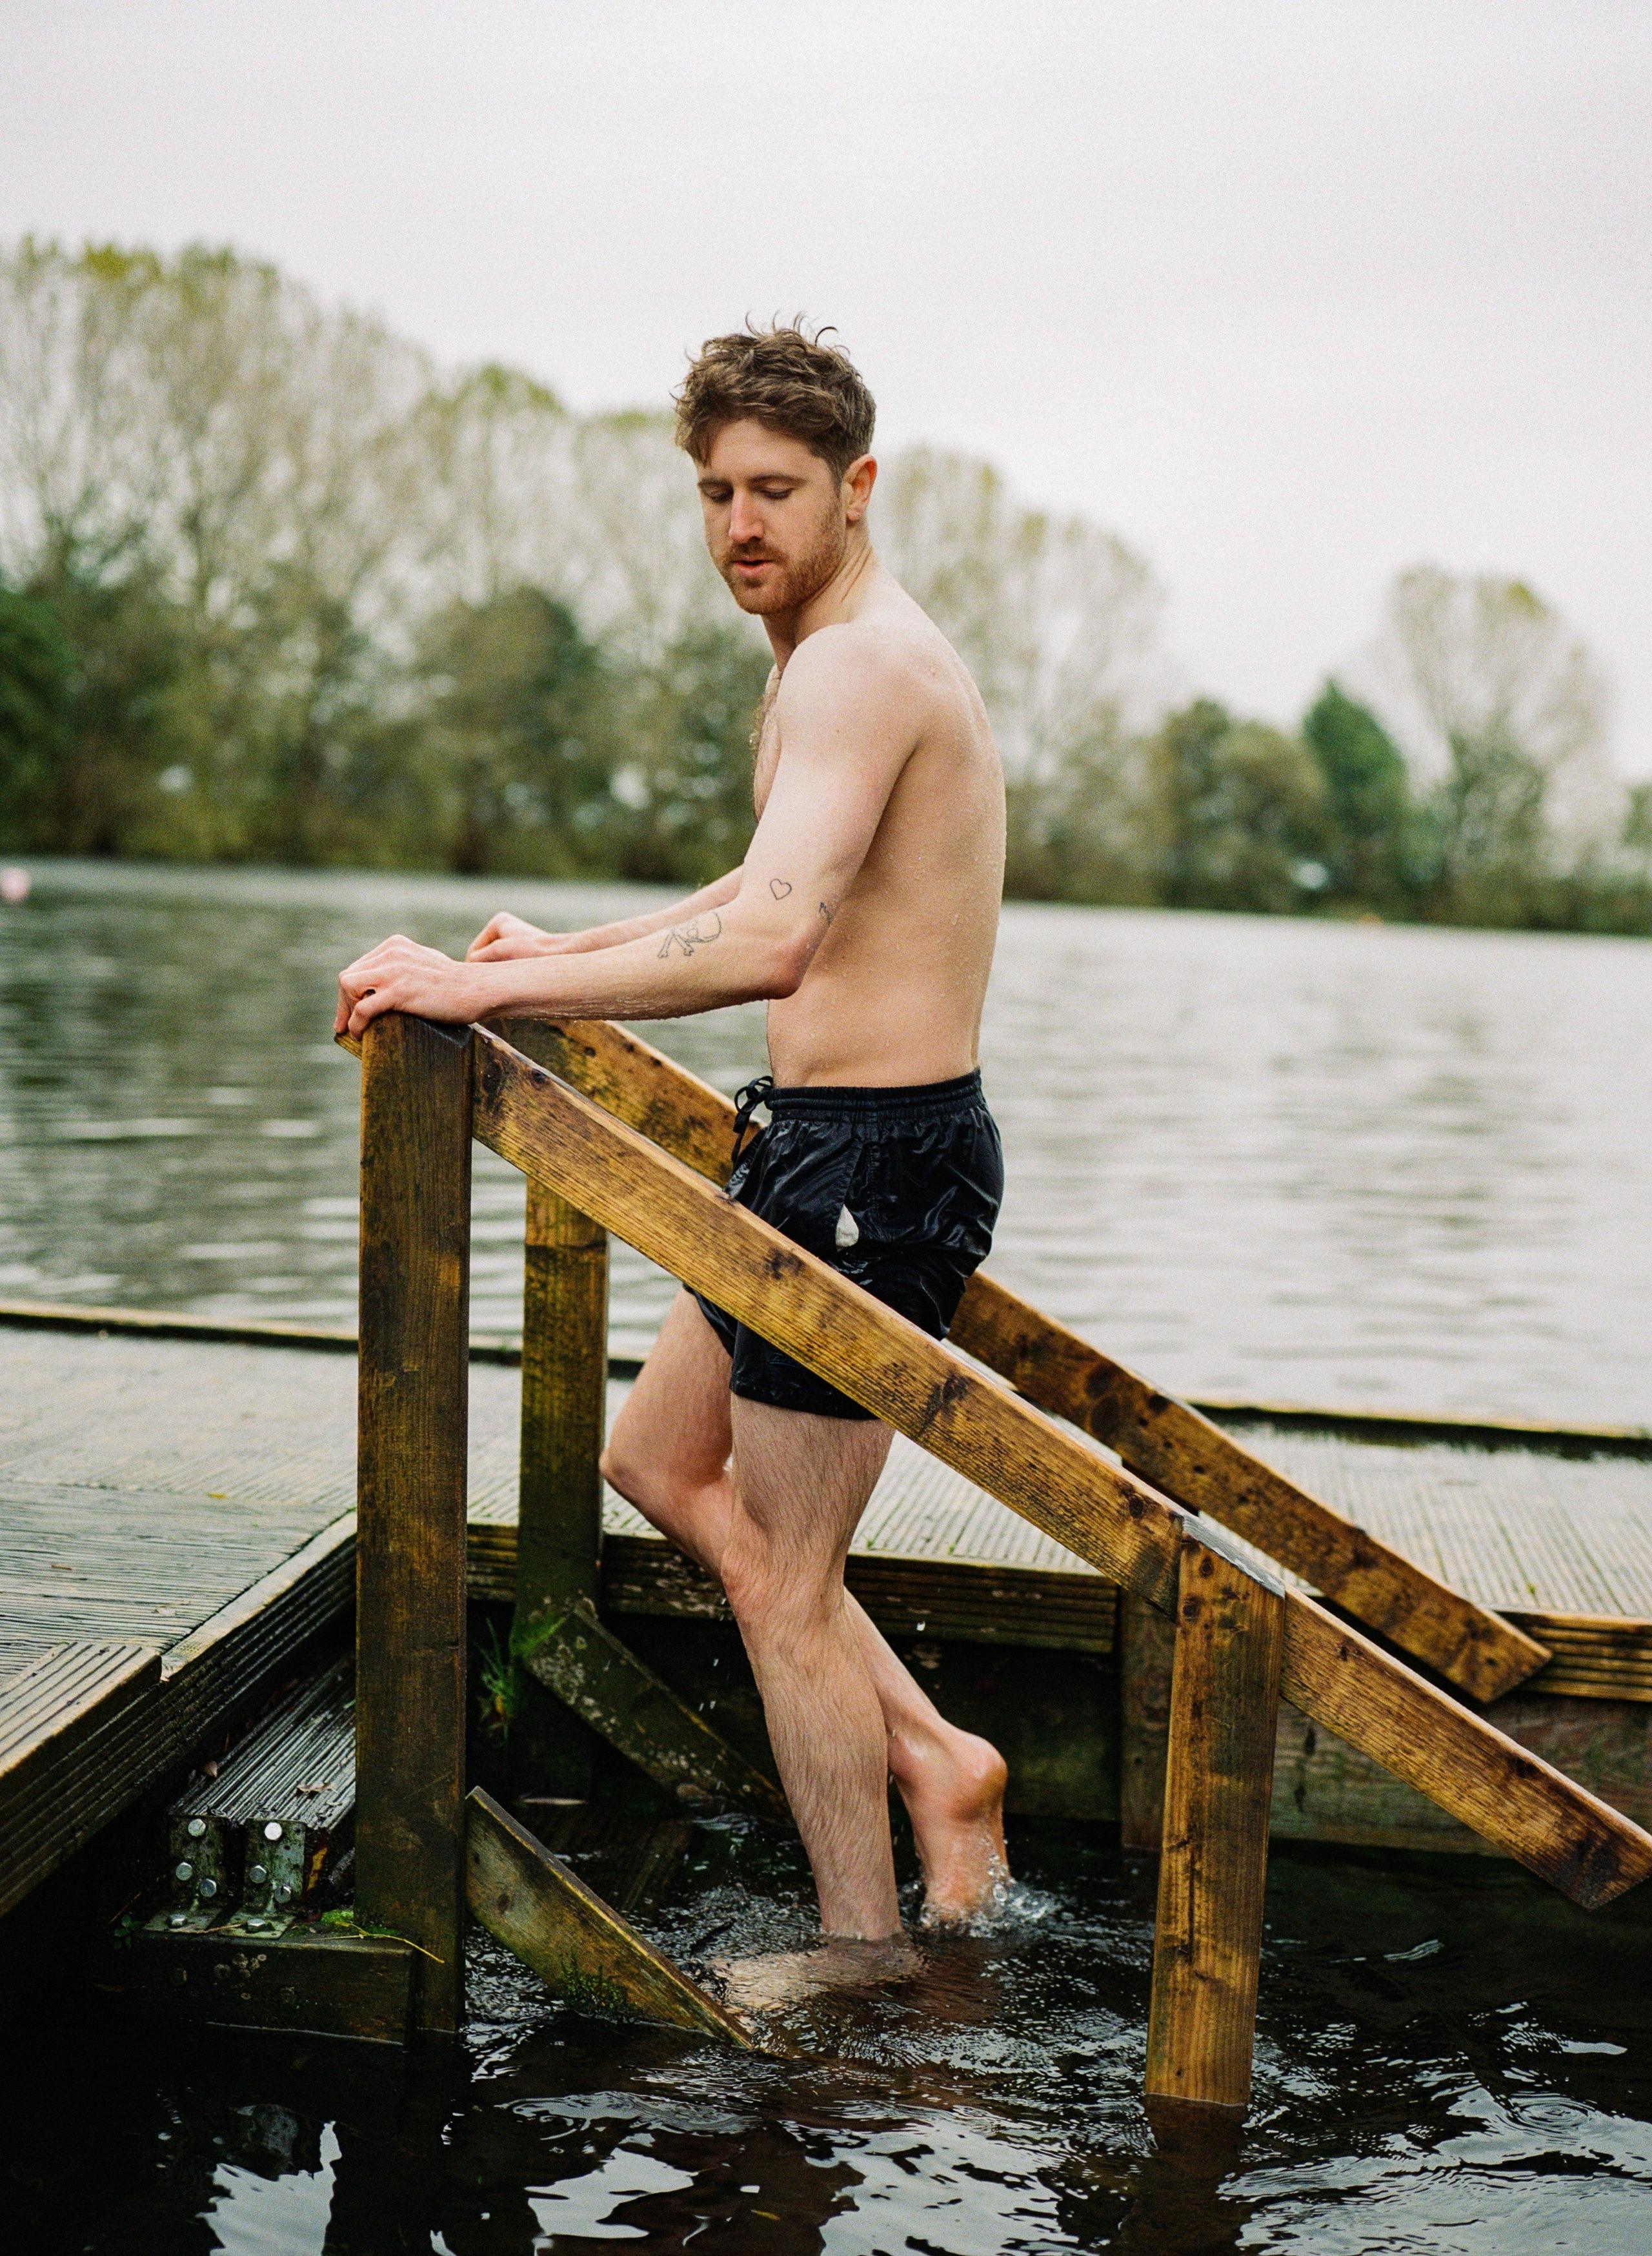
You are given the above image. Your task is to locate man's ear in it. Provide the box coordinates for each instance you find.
[843,454,877,525]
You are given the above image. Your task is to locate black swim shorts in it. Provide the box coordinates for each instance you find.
[694,1069,1004,1419]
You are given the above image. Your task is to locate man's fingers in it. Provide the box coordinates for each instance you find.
[347,981,394,1038]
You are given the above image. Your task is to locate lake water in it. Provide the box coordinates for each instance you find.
[2,859,1649,1424]
[5,860,1652,2254]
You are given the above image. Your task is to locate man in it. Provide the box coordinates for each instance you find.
[336,325,1010,1993]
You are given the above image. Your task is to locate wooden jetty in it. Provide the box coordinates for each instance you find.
[4,1012,1652,2120]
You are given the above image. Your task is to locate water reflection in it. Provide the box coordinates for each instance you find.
[1,859,1648,1418]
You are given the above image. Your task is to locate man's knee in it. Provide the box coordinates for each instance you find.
[721,1524,832,1641]
[599,1433,671,1514]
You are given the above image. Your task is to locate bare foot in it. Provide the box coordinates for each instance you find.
[714,1933,920,2013]
[890,1724,1011,1926]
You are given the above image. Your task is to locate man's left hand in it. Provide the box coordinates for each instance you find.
[335,935,506,1038]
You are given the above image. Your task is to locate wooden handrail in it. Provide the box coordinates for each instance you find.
[487,1017,1544,1706]
[339,1019,1651,1906]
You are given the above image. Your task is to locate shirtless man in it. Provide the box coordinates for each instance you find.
[335,326,1010,1988]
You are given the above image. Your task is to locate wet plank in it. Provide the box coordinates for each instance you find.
[464,1788,757,2046]
[1147,1535,1285,2115]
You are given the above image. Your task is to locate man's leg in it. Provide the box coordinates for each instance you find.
[603,1290,1008,1920]
[600,1287,737,1578]
[723,1396,899,1938]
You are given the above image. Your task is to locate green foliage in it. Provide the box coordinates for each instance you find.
[1153,700,1330,915]
[476,1618,523,1740]
[1302,682,1416,908]
[0,554,208,856]
[0,580,73,844]
[605,625,769,885]
[414,585,613,875]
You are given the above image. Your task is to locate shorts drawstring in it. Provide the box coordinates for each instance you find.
[730,1075,775,1170]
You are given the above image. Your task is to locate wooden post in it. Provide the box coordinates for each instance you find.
[356,1013,473,2034]
[1145,1531,1285,2117]
[511,1180,609,1796]
[1119,1593,1177,1852]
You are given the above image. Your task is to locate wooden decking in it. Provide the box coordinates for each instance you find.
[4,1307,1651,1913]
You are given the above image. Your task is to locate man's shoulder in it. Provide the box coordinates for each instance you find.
[778,612,952,724]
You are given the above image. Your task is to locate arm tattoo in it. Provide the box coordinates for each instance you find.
[817,899,837,927]
[658,911,724,960]
[769,878,792,899]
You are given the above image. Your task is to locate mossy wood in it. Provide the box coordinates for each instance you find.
[492,1018,1543,1703]
[517,1596,789,1823]
[121,1927,417,2045]
[1147,1536,1285,2115]
[461,1021,1652,1907]
[355,1014,472,2033]
[465,1787,758,2046]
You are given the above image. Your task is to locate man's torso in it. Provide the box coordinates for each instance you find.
[756,586,1005,1088]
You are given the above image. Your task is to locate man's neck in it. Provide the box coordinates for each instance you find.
[763,532,881,670]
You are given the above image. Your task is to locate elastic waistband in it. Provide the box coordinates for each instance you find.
[761,1068,985,1124]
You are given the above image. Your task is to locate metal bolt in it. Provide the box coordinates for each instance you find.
[248,1864,268,1885]
[168,1913,187,1929]
[186,1817,206,1839]
[199,1876,217,1898]
[276,1883,292,1903]
[244,1916,268,1933]
[263,1822,283,1842]
[174,1862,194,1882]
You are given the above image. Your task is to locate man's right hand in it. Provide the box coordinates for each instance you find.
[467,911,572,961]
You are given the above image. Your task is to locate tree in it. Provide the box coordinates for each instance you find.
[1153,700,1329,915]
[1301,680,1416,909]
[605,622,770,885]
[0,578,72,846]
[15,554,210,855]
[1355,568,1612,924]
[412,585,612,875]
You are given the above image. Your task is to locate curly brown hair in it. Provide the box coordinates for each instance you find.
[674,323,876,481]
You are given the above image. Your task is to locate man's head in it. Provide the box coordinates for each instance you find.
[675,325,877,617]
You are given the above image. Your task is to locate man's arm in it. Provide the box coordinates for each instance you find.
[465,869,745,962]
[336,629,918,1037]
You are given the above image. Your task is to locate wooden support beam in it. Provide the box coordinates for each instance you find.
[478,1018,1546,1705]
[463,1025,1652,1906]
[120,1927,417,2045]
[465,1787,760,2046]
[512,1176,609,1797]
[355,1014,473,2034]
[517,1597,790,1824]
[1147,1532,1285,2117]
[1120,1595,1177,1852]
[517,1180,609,1625]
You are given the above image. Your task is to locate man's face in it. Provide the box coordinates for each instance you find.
[695,420,858,615]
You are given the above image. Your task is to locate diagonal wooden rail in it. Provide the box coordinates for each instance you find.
[452,1020,1647,1913]
[492,1017,1544,1706]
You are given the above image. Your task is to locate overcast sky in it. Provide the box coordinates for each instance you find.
[5,1,1649,771]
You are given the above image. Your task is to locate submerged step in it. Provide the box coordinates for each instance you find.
[465,1787,762,2049]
